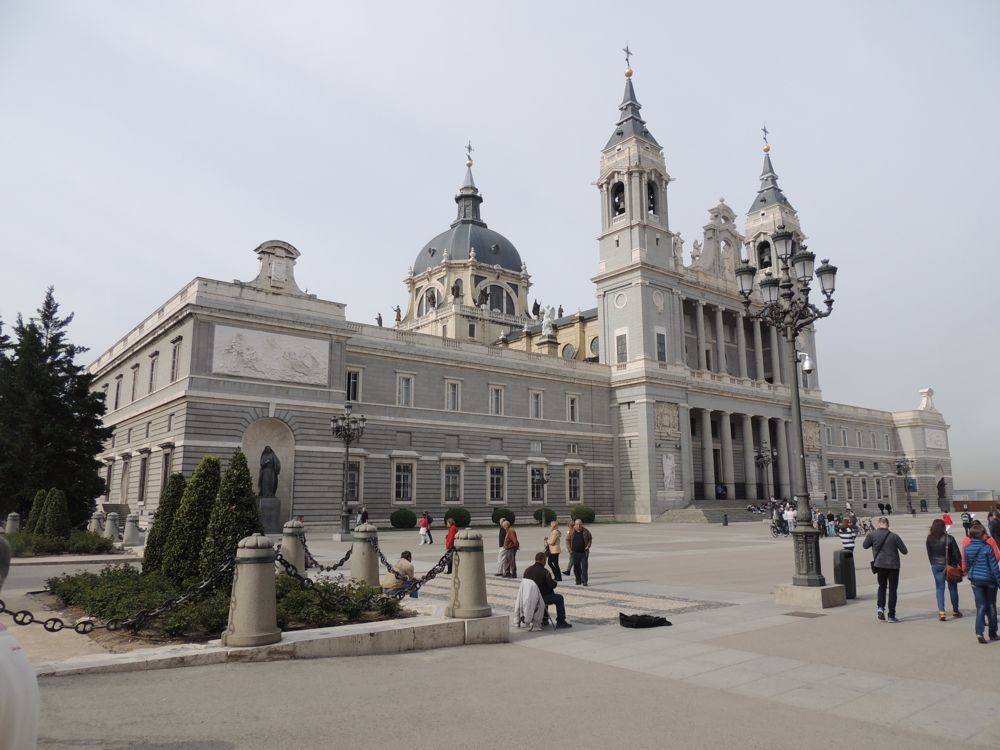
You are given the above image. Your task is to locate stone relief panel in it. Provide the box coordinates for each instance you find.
[661,453,676,491]
[808,459,823,498]
[803,420,821,453]
[212,325,329,385]
[654,402,679,435]
[925,428,947,450]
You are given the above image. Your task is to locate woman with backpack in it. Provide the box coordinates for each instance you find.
[925,518,962,621]
[963,524,1000,643]
[418,511,434,545]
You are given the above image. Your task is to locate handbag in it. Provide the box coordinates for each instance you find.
[943,535,964,583]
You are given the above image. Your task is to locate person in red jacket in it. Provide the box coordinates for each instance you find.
[445,517,459,574]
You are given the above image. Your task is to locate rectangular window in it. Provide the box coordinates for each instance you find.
[857,431,863,448]
[615,333,628,363]
[875,478,883,499]
[137,455,149,504]
[397,375,414,407]
[346,460,360,503]
[170,338,182,382]
[841,428,848,446]
[489,385,504,416]
[468,322,476,338]
[446,380,461,411]
[825,426,832,445]
[130,365,140,402]
[120,458,130,503]
[846,478,854,500]
[884,434,890,451]
[160,451,172,493]
[113,377,122,410]
[870,432,877,450]
[105,461,114,499]
[529,440,542,454]
[529,390,543,419]
[860,461,865,470]
[394,462,414,503]
[489,465,506,503]
[829,477,838,500]
[861,478,869,500]
[568,468,582,503]
[567,395,579,423]
[148,355,158,393]
[655,331,667,362]
[346,370,361,402]
[444,464,462,503]
[843,460,850,469]
[567,442,578,455]
[530,467,547,503]
[827,459,834,468]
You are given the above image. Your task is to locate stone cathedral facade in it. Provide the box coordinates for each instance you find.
[88,69,953,529]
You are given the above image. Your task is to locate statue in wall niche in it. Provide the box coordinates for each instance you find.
[451,280,462,299]
[258,446,280,498]
[662,453,676,490]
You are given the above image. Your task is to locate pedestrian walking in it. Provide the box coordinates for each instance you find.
[502,520,520,578]
[925,518,962,621]
[962,524,1000,643]
[545,520,562,581]
[495,519,509,576]
[418,511,434,544]
[445,517,459,574]
[863,517,908,623]
[566,518,593,586]
[961,509,973,537]
[943,512,953,534]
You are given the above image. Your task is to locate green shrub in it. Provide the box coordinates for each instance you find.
[491,507,515,525]
[200,449,263,580]
[65,530,114,554]
[161,456,221,585]
[570,505,595,523]
[24,490,47,534]
[143,472,186,574]
[3,531,32,557]
[4,529,113,556]
[390,508,417,528]
[38,488,71,541]
[443,507,471,528]
[532,507,557,524]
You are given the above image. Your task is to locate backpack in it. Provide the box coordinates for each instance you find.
[619,612,671,629]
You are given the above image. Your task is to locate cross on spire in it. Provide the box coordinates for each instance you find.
[465,140,474,161]
[622,44,633,67]
[761,124,769,145]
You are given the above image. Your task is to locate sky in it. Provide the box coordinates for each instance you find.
[1,1,997,489]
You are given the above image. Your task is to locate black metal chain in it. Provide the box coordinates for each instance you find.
[301,537,352,573]
[1,556,236,635]
[275,551,378,611]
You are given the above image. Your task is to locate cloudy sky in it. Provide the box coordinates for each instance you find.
[2,1,997,489]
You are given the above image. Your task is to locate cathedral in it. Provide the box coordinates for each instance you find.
[88,65,953,529]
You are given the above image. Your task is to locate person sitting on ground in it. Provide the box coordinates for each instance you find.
[523,551,572,629]
[380,550,417,597]
[0,536,40,749]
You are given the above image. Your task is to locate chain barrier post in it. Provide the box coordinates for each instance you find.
[221,533,280,647]
[122,513,143,547]
[445,529,491,619]
[102,512,121,544]
[87,510,105,535]
[350,523,379,586]
[281,519,306,575]
[4,512,20,535]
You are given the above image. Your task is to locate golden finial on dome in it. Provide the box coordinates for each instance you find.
[625,67,633,78]
[622,44,634,78]
[763,143,770,153]
[465,140,474,167]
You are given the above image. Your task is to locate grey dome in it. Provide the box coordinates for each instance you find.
[412,164,523,276]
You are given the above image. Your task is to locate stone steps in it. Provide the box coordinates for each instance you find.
[655,506,769,524]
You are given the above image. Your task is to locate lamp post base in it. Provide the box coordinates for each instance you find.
[791,526,827,587]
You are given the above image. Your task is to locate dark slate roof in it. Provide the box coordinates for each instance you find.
[604,77,660,150]
[413,166,523,275]
[749,152,793,212]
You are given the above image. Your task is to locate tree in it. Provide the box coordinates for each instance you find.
[0,289,112,525]
[24,489,47,534]
[200,449,263,580]
[142,472,186,574]
[38,488,71,541]
[161,456,221,585]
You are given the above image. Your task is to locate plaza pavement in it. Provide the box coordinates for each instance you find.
[29,514,1000,748]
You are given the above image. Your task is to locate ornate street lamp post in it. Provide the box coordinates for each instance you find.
[736,228,837,586]
[331,402,366,538]
[896,457,914,515]
[754,441,778,503]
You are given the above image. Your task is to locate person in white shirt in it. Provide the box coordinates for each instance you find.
[0,536,40,750]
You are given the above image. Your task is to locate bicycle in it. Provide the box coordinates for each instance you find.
[769,522,790,538]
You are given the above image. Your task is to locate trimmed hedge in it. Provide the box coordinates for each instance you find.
[570,505,595,523]
[390,508,417,529]
[532,507,557,524]
[38,488,71,541]
[161,456,221,585]
[443,507,471,528]
[24,489,47,534]
[200,448,263,580]
[143,472,186,575]
[491,507,515,525]
[5,530,113,557]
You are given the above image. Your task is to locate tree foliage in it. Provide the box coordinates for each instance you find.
[24,489,48,534]
[200,449,263,579]
[143,472,186,574]
[38,488,71,541]
[0,289,112,525]
[161,456,221,585]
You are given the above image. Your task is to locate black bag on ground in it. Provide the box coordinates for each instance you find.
[619,612,671,628]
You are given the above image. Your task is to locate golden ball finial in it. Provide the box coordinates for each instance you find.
[763,143,770,153]
[466,158,473,167]
[625,67,633,78]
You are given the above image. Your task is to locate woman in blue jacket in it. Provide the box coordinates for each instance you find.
[963,524,1000,644]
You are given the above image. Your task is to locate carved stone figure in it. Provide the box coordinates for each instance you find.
[259,446,280,498]
[672,233,685,266]
[451,280,461,299]
[557,305,564,318]
[690,238,702,263]
[476,287,489,307]
[376,313,383,327]
[937,477,947,499]
[426,288,437,309]
[541,306,556,336]
[393,305,401,323]
[662,453,676,490]
[803,420,821,453]
[654,402,679,434]
[532,299,541,318]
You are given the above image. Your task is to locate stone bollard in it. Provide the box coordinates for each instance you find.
[102,512,121,543]
[87,510,105,535]
[122,513,143,547]
[280,519,306,575]
[221,533,281,647]
[445,529,491,619]
[4,512,20,535]
[350,523,380,586]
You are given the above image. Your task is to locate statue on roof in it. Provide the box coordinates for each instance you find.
[541,306,556,336]
[532,299,541,318]
[393,305,402,323]
[376,312,383,327]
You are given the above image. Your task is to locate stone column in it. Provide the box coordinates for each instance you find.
[87,511,105,535]
[700,409,716,500]
[446,529,491,618]
[281,519,306,575]
[122,513,142,547]
[714,306,727,375]
[776,420,791,501]
[4,513,20,535]
[672,292,686,364]
[753,320,765,381]
[695,302,707,370]
[679,404,695,503]
[742,414,758,500]
[102,512,121,543]
[769,325,782,385]
[719,411,735,500]
[736,313,748,378]
[350,522,380,586]
[757,417,773,500]
[221,533,281,647]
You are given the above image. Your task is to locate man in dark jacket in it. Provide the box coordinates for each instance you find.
[566,519,593,586]
[524,552,571,629]
[863,517,908,623]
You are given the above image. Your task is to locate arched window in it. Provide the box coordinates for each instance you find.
[488,285,515,315]
[611,182,625,216]
[647,180,657,214]
[756,241,772,270]
[416,287,426,316]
